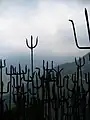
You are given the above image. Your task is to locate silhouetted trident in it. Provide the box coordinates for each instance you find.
[26,35,38,97]
[69,8,90,49]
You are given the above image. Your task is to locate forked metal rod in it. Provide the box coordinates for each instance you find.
[0,59,6,119]
[26,35,38,77]
[26,35,38,99]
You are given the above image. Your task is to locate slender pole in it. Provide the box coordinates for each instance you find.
[26,35,38,102]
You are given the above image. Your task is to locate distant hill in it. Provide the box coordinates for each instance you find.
[55,52,90,76]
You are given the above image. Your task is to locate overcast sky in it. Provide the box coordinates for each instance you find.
[0,0,90,58]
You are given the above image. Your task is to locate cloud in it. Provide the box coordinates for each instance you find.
[72,0,90,4]
[0,0,89,57]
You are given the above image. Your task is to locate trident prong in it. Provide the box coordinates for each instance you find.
[75,57,85,67]
[69,8,90,49]
[26,35,38,49]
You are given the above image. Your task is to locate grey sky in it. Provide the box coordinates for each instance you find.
[0,0,90,57]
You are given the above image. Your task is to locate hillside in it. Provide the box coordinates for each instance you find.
[54,52,90,76]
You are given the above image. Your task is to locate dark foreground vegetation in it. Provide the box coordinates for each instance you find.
[0,54,90,120]
[0,7,90,120]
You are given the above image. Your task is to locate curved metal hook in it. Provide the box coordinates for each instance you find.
[85,8,90,41]
[69,8,90,49]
